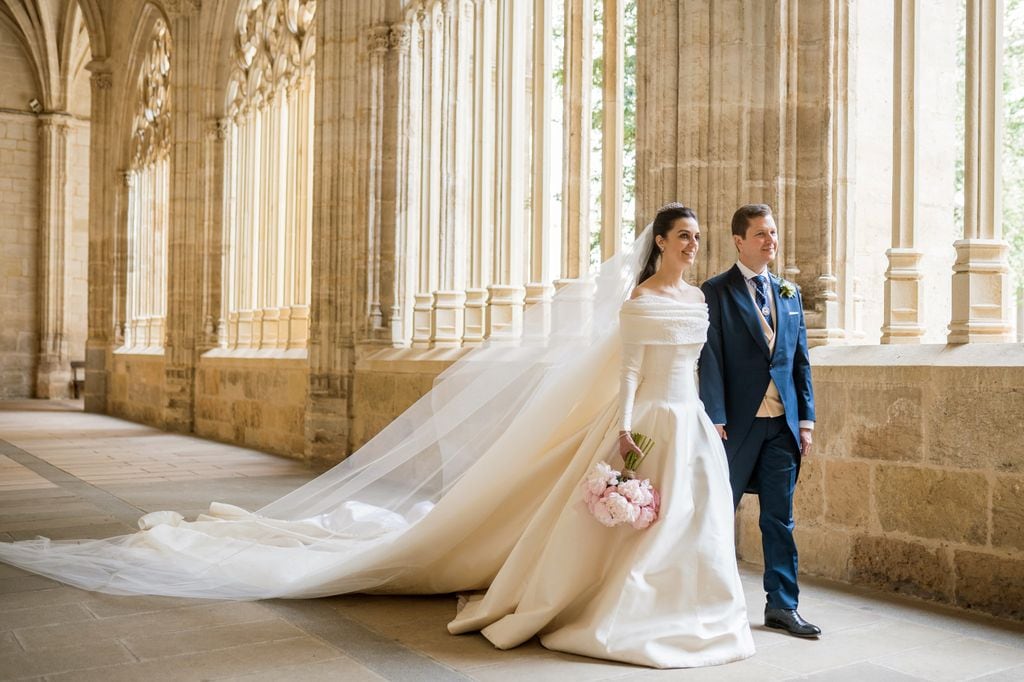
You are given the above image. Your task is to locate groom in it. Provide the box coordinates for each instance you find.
[698,204,820,638]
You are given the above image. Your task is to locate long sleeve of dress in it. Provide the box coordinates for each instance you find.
[618,342,645,432]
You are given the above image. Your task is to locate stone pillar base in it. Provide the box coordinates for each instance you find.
[411,293,434,349]
[35,356,72,399]
[524,282,555,342]
[881,248,925,344]
[431,290,467,348]
[486,284,526,342]
[948,239,1013,344]
[463,288,489,345]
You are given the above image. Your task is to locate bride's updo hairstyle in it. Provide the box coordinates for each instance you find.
[637,202,697,285]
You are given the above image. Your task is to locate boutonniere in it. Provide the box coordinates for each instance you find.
[778,279,797,299]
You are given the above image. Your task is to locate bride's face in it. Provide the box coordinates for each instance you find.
[656,218,700,270]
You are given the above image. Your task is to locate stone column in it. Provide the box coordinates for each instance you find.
[306,0,385,464]
[431,0,473,347]
[600,0,624,261]
[488,0,528,340]
[389,22,412,347]
[524,0,555,339]
[881,0,925,344]
[530,0,553,281]
[163,6,205,431]
[35,113,73,398]
[367,24,391,332]
[84,62,114,413]
[948,0,1012,343]
[561,0,592,279]
[465,0,496,345]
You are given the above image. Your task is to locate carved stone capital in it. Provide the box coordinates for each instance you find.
[164,0,201,19]
[212,117,230,141]
[89,71,112,91]
[368,24,391,54]
[390,25,410,53]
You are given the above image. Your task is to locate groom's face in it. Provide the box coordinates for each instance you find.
[734,215,778,270]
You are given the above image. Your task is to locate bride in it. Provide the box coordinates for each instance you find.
[0,203,754,669]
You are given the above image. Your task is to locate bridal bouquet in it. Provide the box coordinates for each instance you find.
[581,432,660,530]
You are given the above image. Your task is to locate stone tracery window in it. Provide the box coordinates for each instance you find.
[125,19,171,349]
[220,0,316,351]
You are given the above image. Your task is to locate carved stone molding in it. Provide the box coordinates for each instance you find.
[368,25,391,54]
[164,0,202,20]
[389,25,410,53]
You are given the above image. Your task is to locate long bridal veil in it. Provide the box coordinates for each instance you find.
[0,226,654,599]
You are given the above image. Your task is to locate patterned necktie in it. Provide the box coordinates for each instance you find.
[752,275,773,329]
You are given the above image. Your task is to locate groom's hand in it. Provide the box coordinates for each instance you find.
[715,425,727,440]
[799,428,813,456]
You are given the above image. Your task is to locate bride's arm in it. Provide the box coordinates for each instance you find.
[618,341,645,459]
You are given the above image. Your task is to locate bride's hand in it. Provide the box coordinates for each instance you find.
[618,431,642,461]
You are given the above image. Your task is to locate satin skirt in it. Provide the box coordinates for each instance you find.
[447,394,755,669]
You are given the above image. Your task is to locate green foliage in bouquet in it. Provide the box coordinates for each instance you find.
[623,431,656,476]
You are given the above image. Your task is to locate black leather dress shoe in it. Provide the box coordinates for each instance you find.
[764,607,822,638]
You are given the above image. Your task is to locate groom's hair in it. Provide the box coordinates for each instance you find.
[731,204,773,237]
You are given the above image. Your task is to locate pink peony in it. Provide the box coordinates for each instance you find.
[617,478,654,507]
[589,497,619,526]
[632,506,658,530]
[601,490,640,525]
[649,486,661,514]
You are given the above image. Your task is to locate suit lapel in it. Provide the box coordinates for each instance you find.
[769,274,785,359]
[726,266,771,359]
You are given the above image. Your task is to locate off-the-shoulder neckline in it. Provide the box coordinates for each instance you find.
[628,293,706,306]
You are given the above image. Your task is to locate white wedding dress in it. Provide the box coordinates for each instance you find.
[0,229,753,669]
[447,296,755,667]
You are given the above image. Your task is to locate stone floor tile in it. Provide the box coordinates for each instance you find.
[465,648,637,682]
[81,592,214,618]
[0,562,30,578]
[616,657,799,681]
[329,594,459,631]
[0,630,23,656]
[800,661,926,681]
[0,574,60,594]
[872,636,1024,681]
[121,618,306,660]
[0,640,135,679]
[753,619,959,675]
[215,656,389,682]
[970,663,1024,681]
[0,602,94,631]
[0,514,121,533]
[0,587,85,611]
[396,628,524,672]
[15,601,273,651]
[43,637,342,682]
[9,522,136,541]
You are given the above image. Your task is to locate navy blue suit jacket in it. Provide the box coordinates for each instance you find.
[698,265,815,486]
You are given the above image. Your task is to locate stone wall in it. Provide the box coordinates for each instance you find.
[194,356,309,459]
[108,353,166,426]
[736,344,1024,620]
[0,13,39,398]
[349,349,462,452]
[0,112,39,399]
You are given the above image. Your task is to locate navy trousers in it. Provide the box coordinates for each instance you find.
[729,415,800,610]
